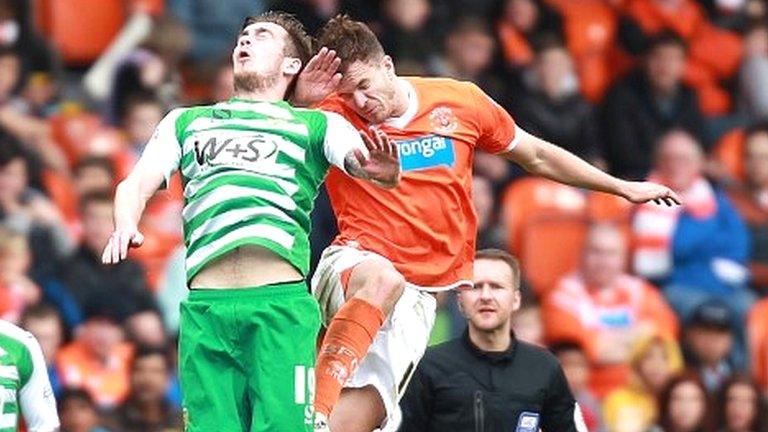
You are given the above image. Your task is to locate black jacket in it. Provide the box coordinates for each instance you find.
[601,69,707,180]
[399,331,585,432]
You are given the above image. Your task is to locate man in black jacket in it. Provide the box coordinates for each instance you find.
[399,249,586,431]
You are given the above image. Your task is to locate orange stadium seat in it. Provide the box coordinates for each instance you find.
[41,169,78,229]
[713,128,746,182]
[547,0,619,101]
[49,111,104,167]
[42,0,127,65]
[587,191,635,223]
[501,177,588,255]
[748,299,768,391]
[520,214,589,295]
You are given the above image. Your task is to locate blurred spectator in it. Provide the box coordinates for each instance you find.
[550,341,604,432]
[473,175,505,249]
[274,0,374,36]
[20,303,65,397]
[493,0,563,71]
[632,130,753,351]
[0,227,40,322]
[603,333,684,432]
[602,32,706,180]
[210,58,234,103]
[0,46,20,102]
[739,20,768,124]
[510,287,544,346]
[106,345,182,432]
[702,0,765,32]
[727,124,768,294]
[0,0,58,90]
[73,157,116,198]
[433,16,508,103]
[56,313,133,409]
[168,0,263,62]
[510,36,602,164]
[716,374,767,432]
[108,16,190,125]
[59,191,155,323]
[0,140,73,280]
[682,300,736,393]
[125,309,166,347]
[747,298,768,394]
[121,93,165,159]
[543,223,678,397]
[655,371,714,432]
[379,0,439,66]
[58,388,113,432]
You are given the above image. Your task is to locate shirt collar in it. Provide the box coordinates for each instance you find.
[462,328,517,363]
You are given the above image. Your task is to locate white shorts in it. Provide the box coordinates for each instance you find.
[311,244,437,431]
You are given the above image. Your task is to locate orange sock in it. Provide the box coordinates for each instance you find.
[314,297,385,417]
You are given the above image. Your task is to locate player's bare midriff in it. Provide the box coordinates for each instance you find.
[189,245,302,289]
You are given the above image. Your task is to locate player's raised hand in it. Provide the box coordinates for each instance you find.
[102,228,145,265]
[621,181,682,206]
[292,47,342,107]
[354,127,401,188]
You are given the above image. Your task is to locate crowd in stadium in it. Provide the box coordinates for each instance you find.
[1,0,768,430]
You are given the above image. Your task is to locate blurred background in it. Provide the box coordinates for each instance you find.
[1,0,768,431]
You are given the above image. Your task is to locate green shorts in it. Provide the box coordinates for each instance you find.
[179,281,321,432]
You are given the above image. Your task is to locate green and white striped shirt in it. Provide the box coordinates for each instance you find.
[136,98,364,282]
[0,320,58,432]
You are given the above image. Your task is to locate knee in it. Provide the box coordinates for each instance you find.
[351,264,405,311]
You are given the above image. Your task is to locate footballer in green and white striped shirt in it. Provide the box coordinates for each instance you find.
[101,11,400,432]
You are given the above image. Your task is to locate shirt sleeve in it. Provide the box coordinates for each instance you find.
[321,111,367,174]
[541,363,587,432]
[19,332,59,432]
[132,108,184,186]
[468,83,521,154]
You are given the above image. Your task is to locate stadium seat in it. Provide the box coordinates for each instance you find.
[41,169,79,230]
[520,214,589,295]
[713,128,747,182]
[587,191,635,223]
[501,177,588,255]
[49,110,104,167]
[42,0,127,65]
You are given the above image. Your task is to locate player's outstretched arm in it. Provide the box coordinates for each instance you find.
[102,109,182,264]
[292,47,342,107]
[505,130,681,206]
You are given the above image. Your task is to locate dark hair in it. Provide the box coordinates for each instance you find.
[0,136,24,168]
[318,14,385,72]
[645,30,688,56]
[450,16,492,39]
[57,388,97,411]
[717,373,767,432]
[121,91,164,122]
[533,32,567,55]
[131,344,171,372]
[549,340,585,357]
[20,303,62,329]
[74,156,115,179]
[746,121,768,139]
[241,11,313,67]
[657,371,714,432]
[475,248,522,289]
[78,190,113,215]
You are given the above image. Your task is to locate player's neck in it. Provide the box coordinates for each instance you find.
[468,323,512,352]
[232,87,287,103]
[389,77,410,118]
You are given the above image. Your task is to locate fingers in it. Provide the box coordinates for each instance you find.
[353,148,368,167]
[359,129,376,153]
[304,49,323,72]
[102,239,114,264]
[371,127,386,154]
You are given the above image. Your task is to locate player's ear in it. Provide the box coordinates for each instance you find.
[283,57,302,76]
[382,55,395,75]
[511,288,522,313]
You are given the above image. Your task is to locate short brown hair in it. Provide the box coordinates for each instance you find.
[242,12,313,68]
[475,249,521,289]
[318,14,385,71]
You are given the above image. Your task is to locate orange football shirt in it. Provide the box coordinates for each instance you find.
[321,77,519,288]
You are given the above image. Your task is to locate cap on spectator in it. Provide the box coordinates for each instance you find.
[687,300,733,330]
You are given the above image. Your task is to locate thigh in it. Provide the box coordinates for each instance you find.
[331,386,387,432]
[663,285,712,322]
[247,292,321,432]
[179,300,248,432]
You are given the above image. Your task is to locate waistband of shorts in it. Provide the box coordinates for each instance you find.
[188,280,308,301]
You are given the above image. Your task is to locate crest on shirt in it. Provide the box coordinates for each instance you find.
[429,106,458,134]
[516,412,540,432]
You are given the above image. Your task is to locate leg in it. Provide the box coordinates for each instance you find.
[329,289,437,432]
[719,288,757,370]
[179,298,249,432]
[314,257,405,419]
[246,283,321,432]
[663,284,712,322]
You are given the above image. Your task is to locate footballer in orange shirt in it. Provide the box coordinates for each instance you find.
[298,15,681,432]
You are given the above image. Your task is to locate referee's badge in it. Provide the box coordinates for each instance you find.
[515,411,540,432]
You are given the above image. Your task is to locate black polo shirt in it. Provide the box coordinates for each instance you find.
[399,331,586,432]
